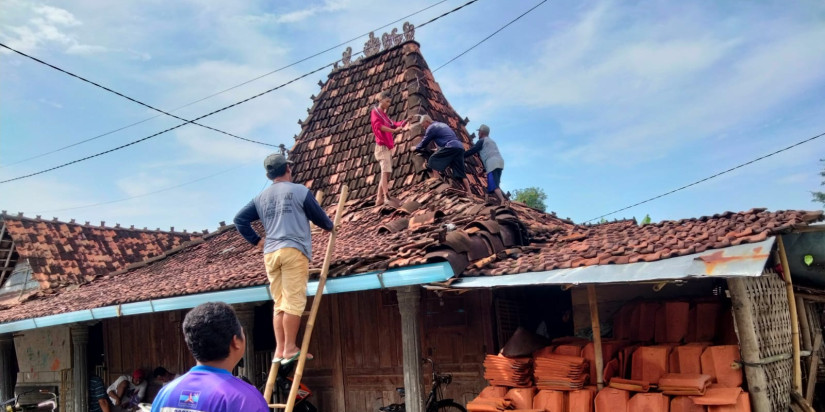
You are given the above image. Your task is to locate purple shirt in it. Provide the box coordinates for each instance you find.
[415,122,463,150]
[151,365,268,412]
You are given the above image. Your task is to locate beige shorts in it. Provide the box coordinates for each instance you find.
[264,247,309,316]
[374,144,393,173]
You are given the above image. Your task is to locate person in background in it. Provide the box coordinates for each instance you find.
[464,124,507,205]
[413,115,471,193]
[106,369,147,410]
[151,302,268,412]
[234,153,333,365]
[152,367,178,386]
[370,90,413,206]
[89,374,111,412]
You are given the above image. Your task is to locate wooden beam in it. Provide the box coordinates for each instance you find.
[778,236,803,393]
[587,284,605,391]
[798,296,812,351]
[797,293,825,304]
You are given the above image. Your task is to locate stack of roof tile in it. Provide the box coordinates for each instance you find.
[691,387,751,412]
[658,373,713,396]
[631,346,672,385]
[483,355,533,388]
[533,353,589,391]
[700,346,743,388]
[594,388,630,412]
[670,396,708,412]
[628,393,669,412]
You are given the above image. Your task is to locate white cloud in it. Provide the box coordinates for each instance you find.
[0,2,107,54]
[248,0,349,24]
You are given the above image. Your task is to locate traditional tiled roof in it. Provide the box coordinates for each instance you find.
[1,38,823,325]
[0,213,198,290]
[288,40,487,206]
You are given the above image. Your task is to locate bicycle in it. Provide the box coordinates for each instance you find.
[379,358,467,412]
[2,389,57,411]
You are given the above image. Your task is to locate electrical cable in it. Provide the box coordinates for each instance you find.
[418,0,479,27]
[0,64,331,184]
[433,0,547,72]
[34,166,243,213]
[0,43,278,148]
[0,0,487,185]
[586,130,825,223]
[1,0,451,167]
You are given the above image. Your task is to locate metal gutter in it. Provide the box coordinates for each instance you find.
[453,237,775,288]
[0,261,452,334]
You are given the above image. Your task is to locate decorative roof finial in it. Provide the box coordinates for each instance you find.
[364,32,380,57]
[381,32,393,51]
[392,28,402,46]
[342,46,352,67]
[403,22,415,41]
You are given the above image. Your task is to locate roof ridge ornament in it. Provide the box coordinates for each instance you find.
[361,22,414,59]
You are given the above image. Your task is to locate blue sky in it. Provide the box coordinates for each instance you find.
[1,0,824,232]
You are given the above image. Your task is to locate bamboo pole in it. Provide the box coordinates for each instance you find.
[778,236,803,393]
[281,185,348,412]
[796,293,825,303]
[587,284,605,391]
[727,278,773,412]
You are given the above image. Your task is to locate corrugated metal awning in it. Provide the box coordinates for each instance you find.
[452,237,775,288]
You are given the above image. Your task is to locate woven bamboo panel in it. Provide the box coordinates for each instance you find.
[742,271,792,411]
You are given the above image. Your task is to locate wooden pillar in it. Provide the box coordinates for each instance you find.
[396,286,424,412]
[586,285,605,390]
[235,305,258,386]
[727,278,772,412]
[71,325,89,412]
[777,236,803,392]
[0,334,15,403]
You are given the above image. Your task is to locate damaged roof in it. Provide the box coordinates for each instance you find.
[0,32,823,325]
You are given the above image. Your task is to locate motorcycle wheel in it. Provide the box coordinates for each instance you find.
[430,400,467,412]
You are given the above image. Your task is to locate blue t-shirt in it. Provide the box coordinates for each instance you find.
[151,365,268,412]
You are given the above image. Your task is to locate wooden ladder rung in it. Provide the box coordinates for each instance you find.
[269,404,287,408]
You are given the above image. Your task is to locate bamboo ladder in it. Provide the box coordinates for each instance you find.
[265,185,348,412]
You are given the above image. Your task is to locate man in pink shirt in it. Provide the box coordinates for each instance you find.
[370,91,413,206]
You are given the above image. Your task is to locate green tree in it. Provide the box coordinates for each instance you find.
[813,159,825,207]
[513,187,547,211]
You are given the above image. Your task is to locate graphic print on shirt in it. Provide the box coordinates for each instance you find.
[178,391,200,408]
[264,192,294,219]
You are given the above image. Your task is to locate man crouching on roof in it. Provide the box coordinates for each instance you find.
[413,115,472,193]
[234,153,333,365]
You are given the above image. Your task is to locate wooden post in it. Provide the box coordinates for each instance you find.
[778,236,803,393]
[805,333,822,404]
[397,286,425,412]
[280,185,348,412]
[0,334,15,404]
[797,296,812,351]
[727,278,773,412]
[71,325,90,412]
[587,285,605,391]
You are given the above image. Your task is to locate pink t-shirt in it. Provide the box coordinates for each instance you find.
[370,107,406,149]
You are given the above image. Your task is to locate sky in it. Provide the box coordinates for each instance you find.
[1,0,825,232]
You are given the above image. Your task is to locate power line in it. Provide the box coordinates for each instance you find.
[0,43,278,149]
[35,166,243,213]
[1,0,450,168]
[586,130,825,223]
[0,0,486,186]
[0,64,331,185]
[433,0,547,72]
[418,0,479,27]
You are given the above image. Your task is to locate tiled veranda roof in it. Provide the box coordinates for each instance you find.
[0,213,197,290]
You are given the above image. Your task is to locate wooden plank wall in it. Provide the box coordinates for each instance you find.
[101,288,493,411]
[102,310,194,391]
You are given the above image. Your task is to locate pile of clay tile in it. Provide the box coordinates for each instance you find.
[482,355,533,388]
[533,353,589,391]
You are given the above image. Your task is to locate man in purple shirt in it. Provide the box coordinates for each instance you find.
[151,302,269,412]
[413,115,471,193]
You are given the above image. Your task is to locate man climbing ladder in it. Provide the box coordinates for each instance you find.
[234,153,334,366]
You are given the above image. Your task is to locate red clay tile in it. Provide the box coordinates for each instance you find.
[567,389,593,412]
[532,390,564,412]
[627,393,668,412]
[700,346,742,388]
[687,301,722,342]
[631,346,671,385]
[655,301,690,343]
[670,343,710,374]
[506,387,536,409]
[671,396,708,412]
[707,392,750,412]
[594,388,629,412]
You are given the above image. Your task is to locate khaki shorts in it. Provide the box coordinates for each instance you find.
[264,247,309,316]
[374,144,393,173]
